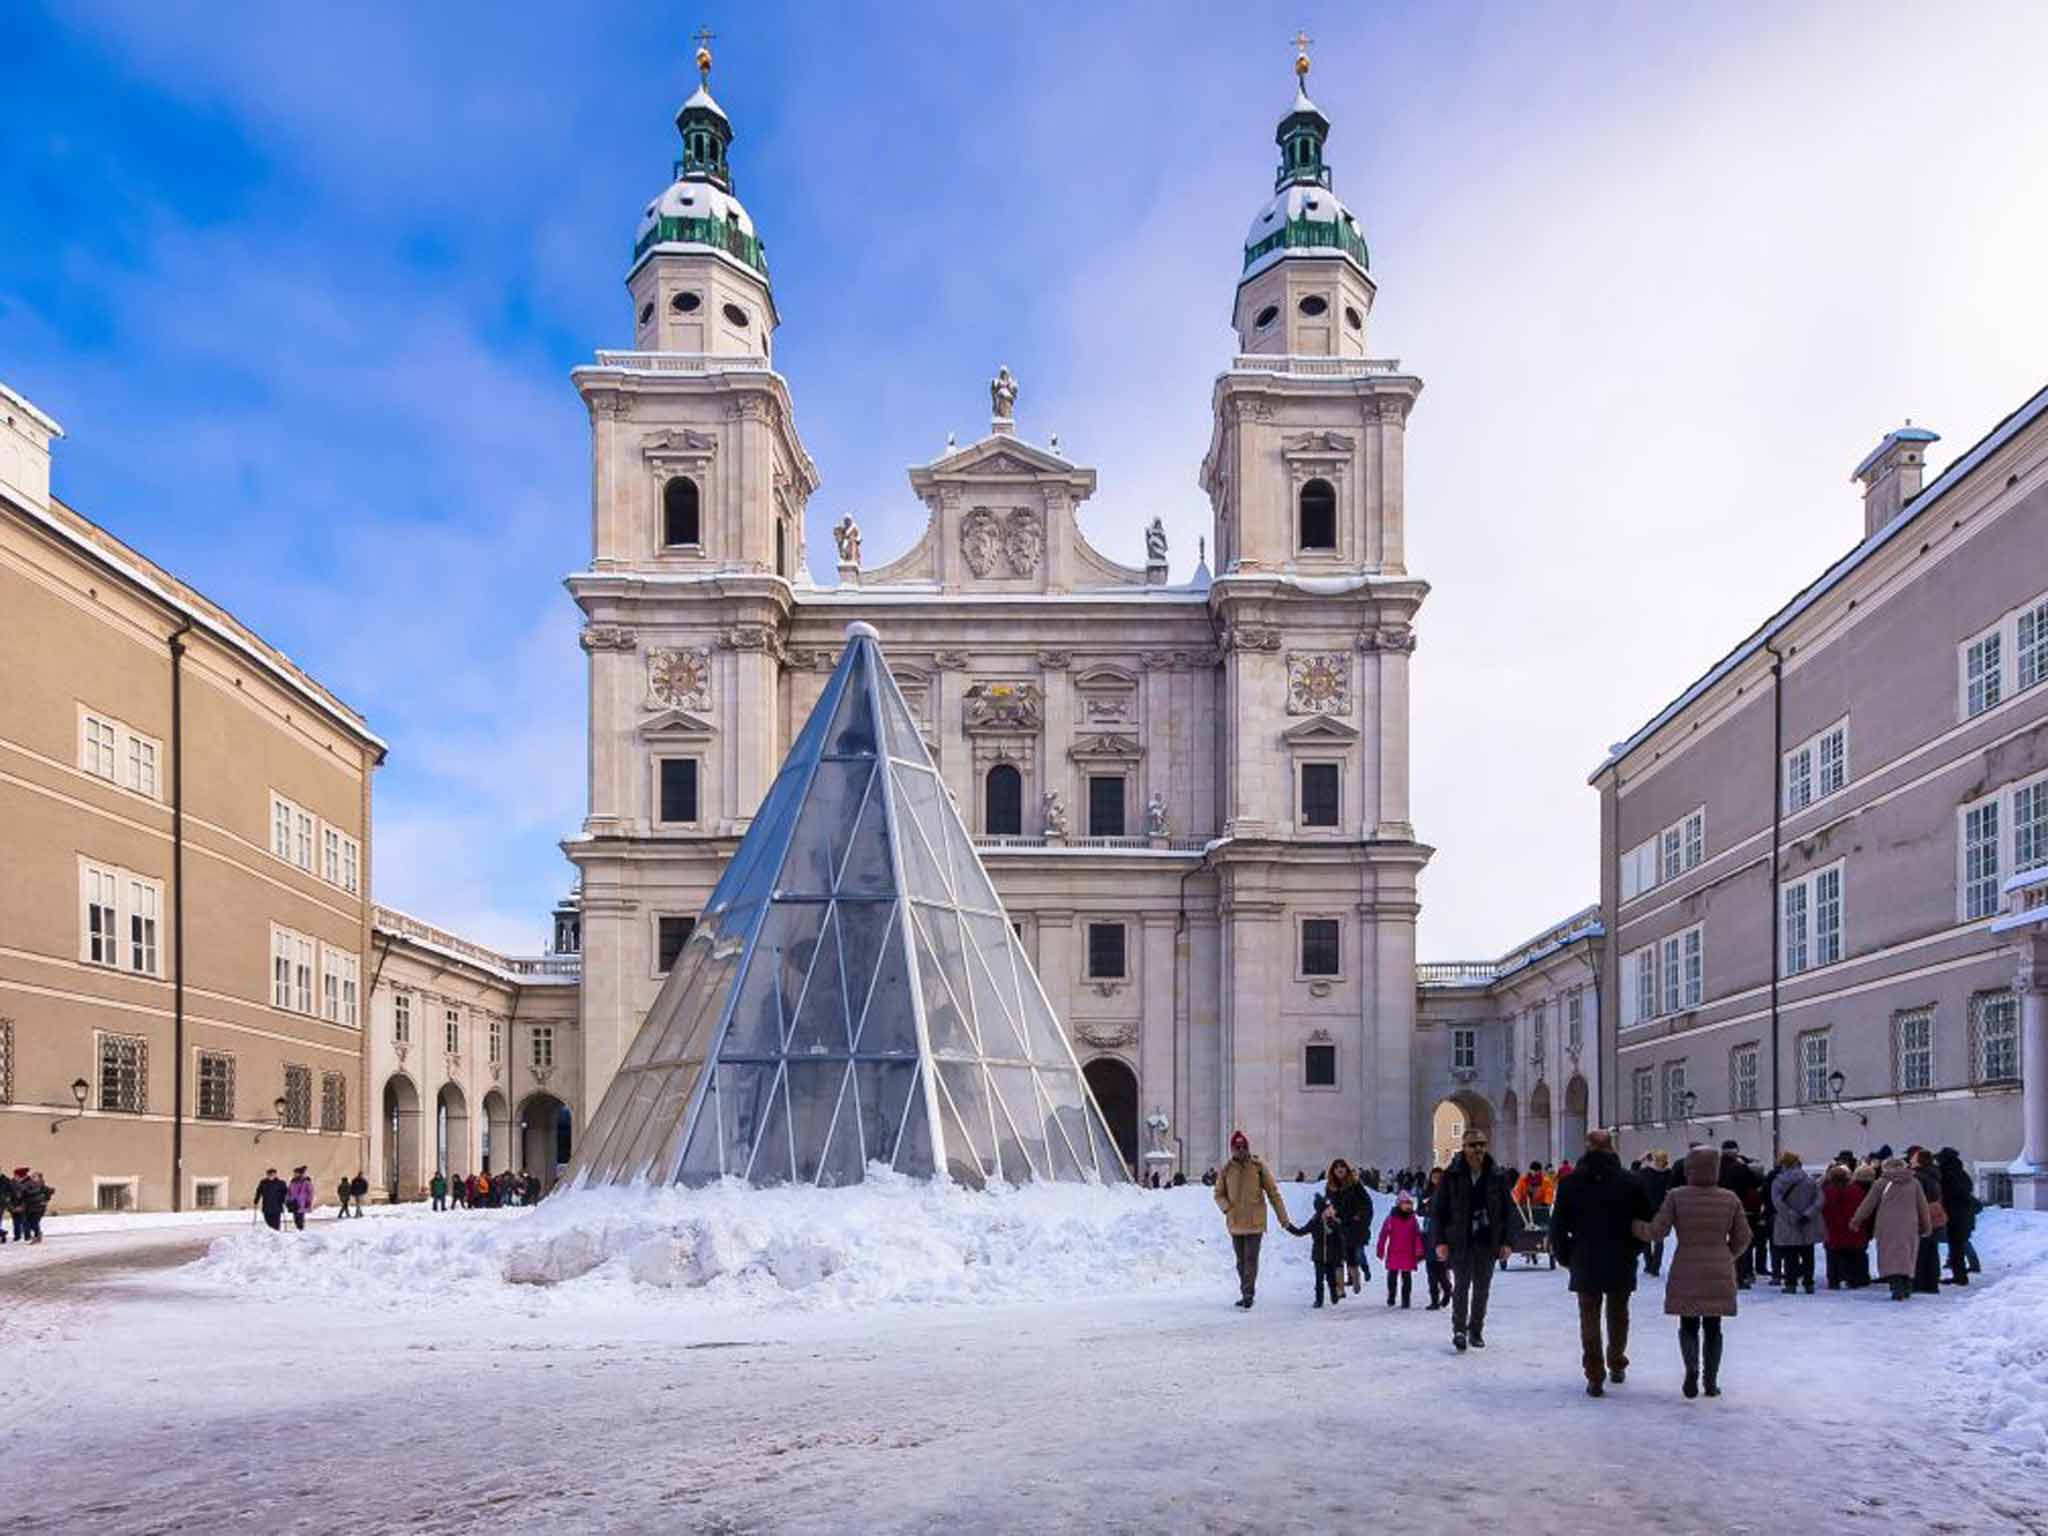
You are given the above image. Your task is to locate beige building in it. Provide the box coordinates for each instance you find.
[367,903,581,1199]
[566,52,1432,1177]
[1591,386,2048,1204]
[1,381,385,1213]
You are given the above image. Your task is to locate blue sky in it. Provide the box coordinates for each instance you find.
[7,2,2047,956]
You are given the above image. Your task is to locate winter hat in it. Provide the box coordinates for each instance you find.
[1229,1130,1249,1152]
[1396,1192,1415,1208]
[11,1167,25,1178]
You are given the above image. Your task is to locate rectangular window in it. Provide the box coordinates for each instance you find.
[272,927,293,1009]
[323,826,341,885]
[193,1180,224,1210]
[531,1025,555,1071]
[1661,826,1683,883]
[294,808,314,872]
[1451,1027,1476,1072]
[340,952,358,1026]
[1963,799,2001,920]
[1300,762,1340,828]
[1503,1022,1516,1071]
[1785,746,1813,813]
[657,915,695,973]
[1299,918,1340,977]
[1303,1043,1338,1089]
[1086,921,1127,979]
[489,1017,503,1065]
[282,1064,312,1129]
[273,795,292,860]
[445,1008,461,1056]
[196,1051,235,1121]
[294,935,315,1015]
[126,877,159,975]
[1731,1043,1759,1112]
[393,991,412,1044]
[1661,935,1681,1016]
[321,1072,346,1132]
[1813,866,1842,965]
[1683,808,1705,871]
[84,862,119,966]
[1620,838,1657,901]
[323,955,342,1022]
[1088,775,1126,838]
[1783,881,1810,974]
[83,713,119,779]
[128,735,158,797]
[341,836,359,895]
[658,758,699,824]
[1682,925,1703,1008]
[1661,1059,1688,1122]
[99,1032,147,1113]
[1893,1008,1934,1094]
[1626,945,1656,1028]
[1966,630,2002,718]
[1973,993,2019,1084]
[2020,599,2048,693]
[1798,1029,1831,1105]
[1566,990,1583,1051]
[1816,725,1847,798]
[1530,1002,1546,1065]
[95,1181,136,1213]
[1632,1067,1655,1125]
[2016,778,2048,875]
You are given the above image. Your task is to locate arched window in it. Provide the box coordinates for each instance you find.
[1298,478,1337,551]
[775,518,788,578]
[985,764,1023,837]
[662,478,700,547]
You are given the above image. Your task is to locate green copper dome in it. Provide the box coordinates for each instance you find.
[1241,85,1368,280]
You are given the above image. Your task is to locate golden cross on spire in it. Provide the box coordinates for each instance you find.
[1292,29,1313,79]
[693,24,716,83]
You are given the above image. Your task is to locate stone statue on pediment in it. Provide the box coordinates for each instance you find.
[831,514,862,565]
[1145,517,1168,564]
[990,365,1019,421]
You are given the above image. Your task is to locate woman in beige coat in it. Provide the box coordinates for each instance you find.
[1633,1145,1750,1399]
[1850,1157,1933,1301]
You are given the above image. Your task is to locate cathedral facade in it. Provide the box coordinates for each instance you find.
[566,49,1431,1176]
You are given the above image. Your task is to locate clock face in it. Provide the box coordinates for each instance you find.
[650,648,710,709]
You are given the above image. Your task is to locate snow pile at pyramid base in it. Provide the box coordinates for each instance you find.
[182,1175,1329,1313]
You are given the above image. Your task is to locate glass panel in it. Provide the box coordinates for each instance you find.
[675,1087,724,1185]
[1015,973,1076,1066]
[965,931,1031,1062]
[893,1069,935,1177]
[646,1061,706,1184]
[1036,1072,1086,1182]
[785,904,852,1056]
[963,910,1027,1031]
[717,768,808,912]
[988,1065,1047,1182]
[719,903,829,1059]
[715,1063,776,1177]
[823,646,878,757]
[617,1066,692,1183]
[933,1071,989,1189]
[1083,1099,1127,1182]
[940,808,1003,913]
[780,760,874,896]
[891,765,954,903]
[744,1067,794,1186]
[589,1066,667,1183]
[816,1074,867,1186]
[878,667,932,765]
[912,906,979,1055]
[834,771,897,897]
[936,1060,997,1178]
[786,1061,848,1184]
[783,654,848,770]
[851,905,920,1057]
[854,1061,917,1169]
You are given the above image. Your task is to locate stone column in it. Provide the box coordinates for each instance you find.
[1038,652,1072,840]
[1374,632,1415,840]
[2013,938,2048,1209]
[1139,912,1178,1175]
[1369,898,1419,1171]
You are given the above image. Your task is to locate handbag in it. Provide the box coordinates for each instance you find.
[1926,1199,1947,1228]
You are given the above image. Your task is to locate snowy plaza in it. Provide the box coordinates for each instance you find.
[9,1185,2048,1535]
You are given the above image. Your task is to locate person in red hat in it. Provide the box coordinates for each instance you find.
[1212,1130,1292,1308]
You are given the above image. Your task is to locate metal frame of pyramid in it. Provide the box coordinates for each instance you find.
[569,622,1132,1189]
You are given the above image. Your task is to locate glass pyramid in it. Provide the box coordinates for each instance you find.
[569,621,1130,1190]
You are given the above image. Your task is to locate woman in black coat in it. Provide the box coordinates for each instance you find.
[1935,1148,1979,1286]
[1326,1159,1375,1295]
[1908,1148,1945,1294]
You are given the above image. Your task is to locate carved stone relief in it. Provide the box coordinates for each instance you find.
[579,624,637,652]
[963,681,1043,732]
[1220,623,1282,653]
[1001,508,1043,576]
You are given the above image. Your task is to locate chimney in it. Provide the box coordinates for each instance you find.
[0,380,64,513]
[1852,421,1940,538]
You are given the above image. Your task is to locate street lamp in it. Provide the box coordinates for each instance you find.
[50,1077,89,1134]
[254,1094,289,1144]
[1826,1069,1869,1128]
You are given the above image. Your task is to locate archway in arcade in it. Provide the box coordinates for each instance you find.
[1082,1057,1140,1178]
[1528,1082,1554,1168]
[519,1094,572,1190]
[437,1082,471,1178]
[1430,1090,1493,1169]
[481,1090,511,1175]
[1562,1075,1590,1156]
[381,1073,422,1202]
[1499,1090,1521,1169]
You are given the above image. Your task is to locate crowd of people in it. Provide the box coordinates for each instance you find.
[1209,1126,1989,1402]
[0,1168,56,1244]
[428,1169,543,1210]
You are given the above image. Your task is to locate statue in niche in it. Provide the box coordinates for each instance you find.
[1146,791,1170,838]
[990,365,1019,421]
[1043,788,1069,838]
[831,514,862,565]
[1145,517,1168,565]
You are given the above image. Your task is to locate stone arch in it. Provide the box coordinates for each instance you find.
[1499,1089,1521,1169]
[1298,478,1337,550]
[1430,1089,1492,1168]
[1562,1074,1590,1155]
[381,1072,422,1202]
[1529,1081,1554,1167]
[481,1089,511,1175]
[519,1093,572,1191]
[984,762,1023,837]
[1081,1056,1140,1178]
[663,476,700,547]
[437,1082,471,1178]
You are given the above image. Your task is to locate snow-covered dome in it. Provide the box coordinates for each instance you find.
[629,56,770,279]
[1239,76,1370,283]
[636,178,758,249]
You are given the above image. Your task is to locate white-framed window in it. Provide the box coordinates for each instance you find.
[1624,810,1705,899]
[1798,1028,1832,1105]
[81,711,119,779]
[489,1017,503,1065]
[1660,825,1683,883]
[1661,1059,1689,1122]
[272,926,293,1008]
[1621,944,1657,1028]
[97,1031,148,1112]
[2018,777,2048,876]
[1661,935,1682,1016]
[191,1178,227,1210]
[1782,862,1844,974]
[295,934,315,1014]
[1683,808,1705,871]
[339,952,358,1026]
[1620,838,1657,901]
[1961,796,2001,920]
[341,835,359,895]
[393,991,412,1044]
[1503,1020,1516,1071]
[1682,925,1703,1009]
[1730,1042,1759,1112]
[80,860,161,975]
[1965,625,2003,718]
[323,826,341,885]
[2020,596,2048,694]
[270,792,317,872]
[272,924,319,1014]
[531,1025,555,1071]
[1971,992,2019,1085]
[93,1177,139,1212]
[1785,719,1849,813]
[196,1050,235,1121]
[1566,989,1583,1051]
[127,733,158,797]
[318,945,358,1024]
[1631,1067,1655,1125]
[445,1007,461,1055]
[83,861,120,967]
[1530,1002,1546,1066]
[128,877,158,975]
[1960,590,2048,719]
[1451,1026,1476,1072]
[1892,1008,1935,1094]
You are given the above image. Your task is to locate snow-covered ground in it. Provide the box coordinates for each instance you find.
[7,1180,2047,1534]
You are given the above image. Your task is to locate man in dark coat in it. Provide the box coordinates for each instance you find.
[253,1168,290,1231]
[1717,1141,1762,1288]
[348,1172,369,1217]
[1549,1131,1653,1396]
[1428,1127,1523,1352]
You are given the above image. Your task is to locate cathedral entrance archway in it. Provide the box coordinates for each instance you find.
[1562,1075,1590,1155]
[437,1083,470,1178]
[481,1090,511,1174]
[382,1073,422,1202]
[1430,1090,1492,1169]
[519,1093,572,1190]
[1082,1058,1140,1177]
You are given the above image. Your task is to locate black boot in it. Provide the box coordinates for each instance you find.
[1679,1328,1699,1399]
[1703,1330,1723,1398]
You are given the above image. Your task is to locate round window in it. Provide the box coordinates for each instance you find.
[637,301,654,326]
[1298,294,1329,317]
[1344,305,1363,331]
[671,291,702,314]
[722,303,750,328]
[1254,304,1280,330]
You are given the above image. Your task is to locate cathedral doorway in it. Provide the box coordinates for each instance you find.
[519,1093,572,1189]
[437,1083,470,1178]
[1430,1090,1492,1169]
[1082,1058,1140,1176]
[481,1090,510,1174]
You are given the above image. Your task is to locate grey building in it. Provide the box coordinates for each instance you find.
[1591,383,2048,1204]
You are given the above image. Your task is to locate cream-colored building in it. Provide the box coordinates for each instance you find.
[1,382,384,1213]
[566,52,1433,1177]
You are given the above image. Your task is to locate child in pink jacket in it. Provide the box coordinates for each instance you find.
[1375,1192,1427,1308]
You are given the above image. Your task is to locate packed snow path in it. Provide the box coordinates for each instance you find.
[6,1186,2045,1535]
